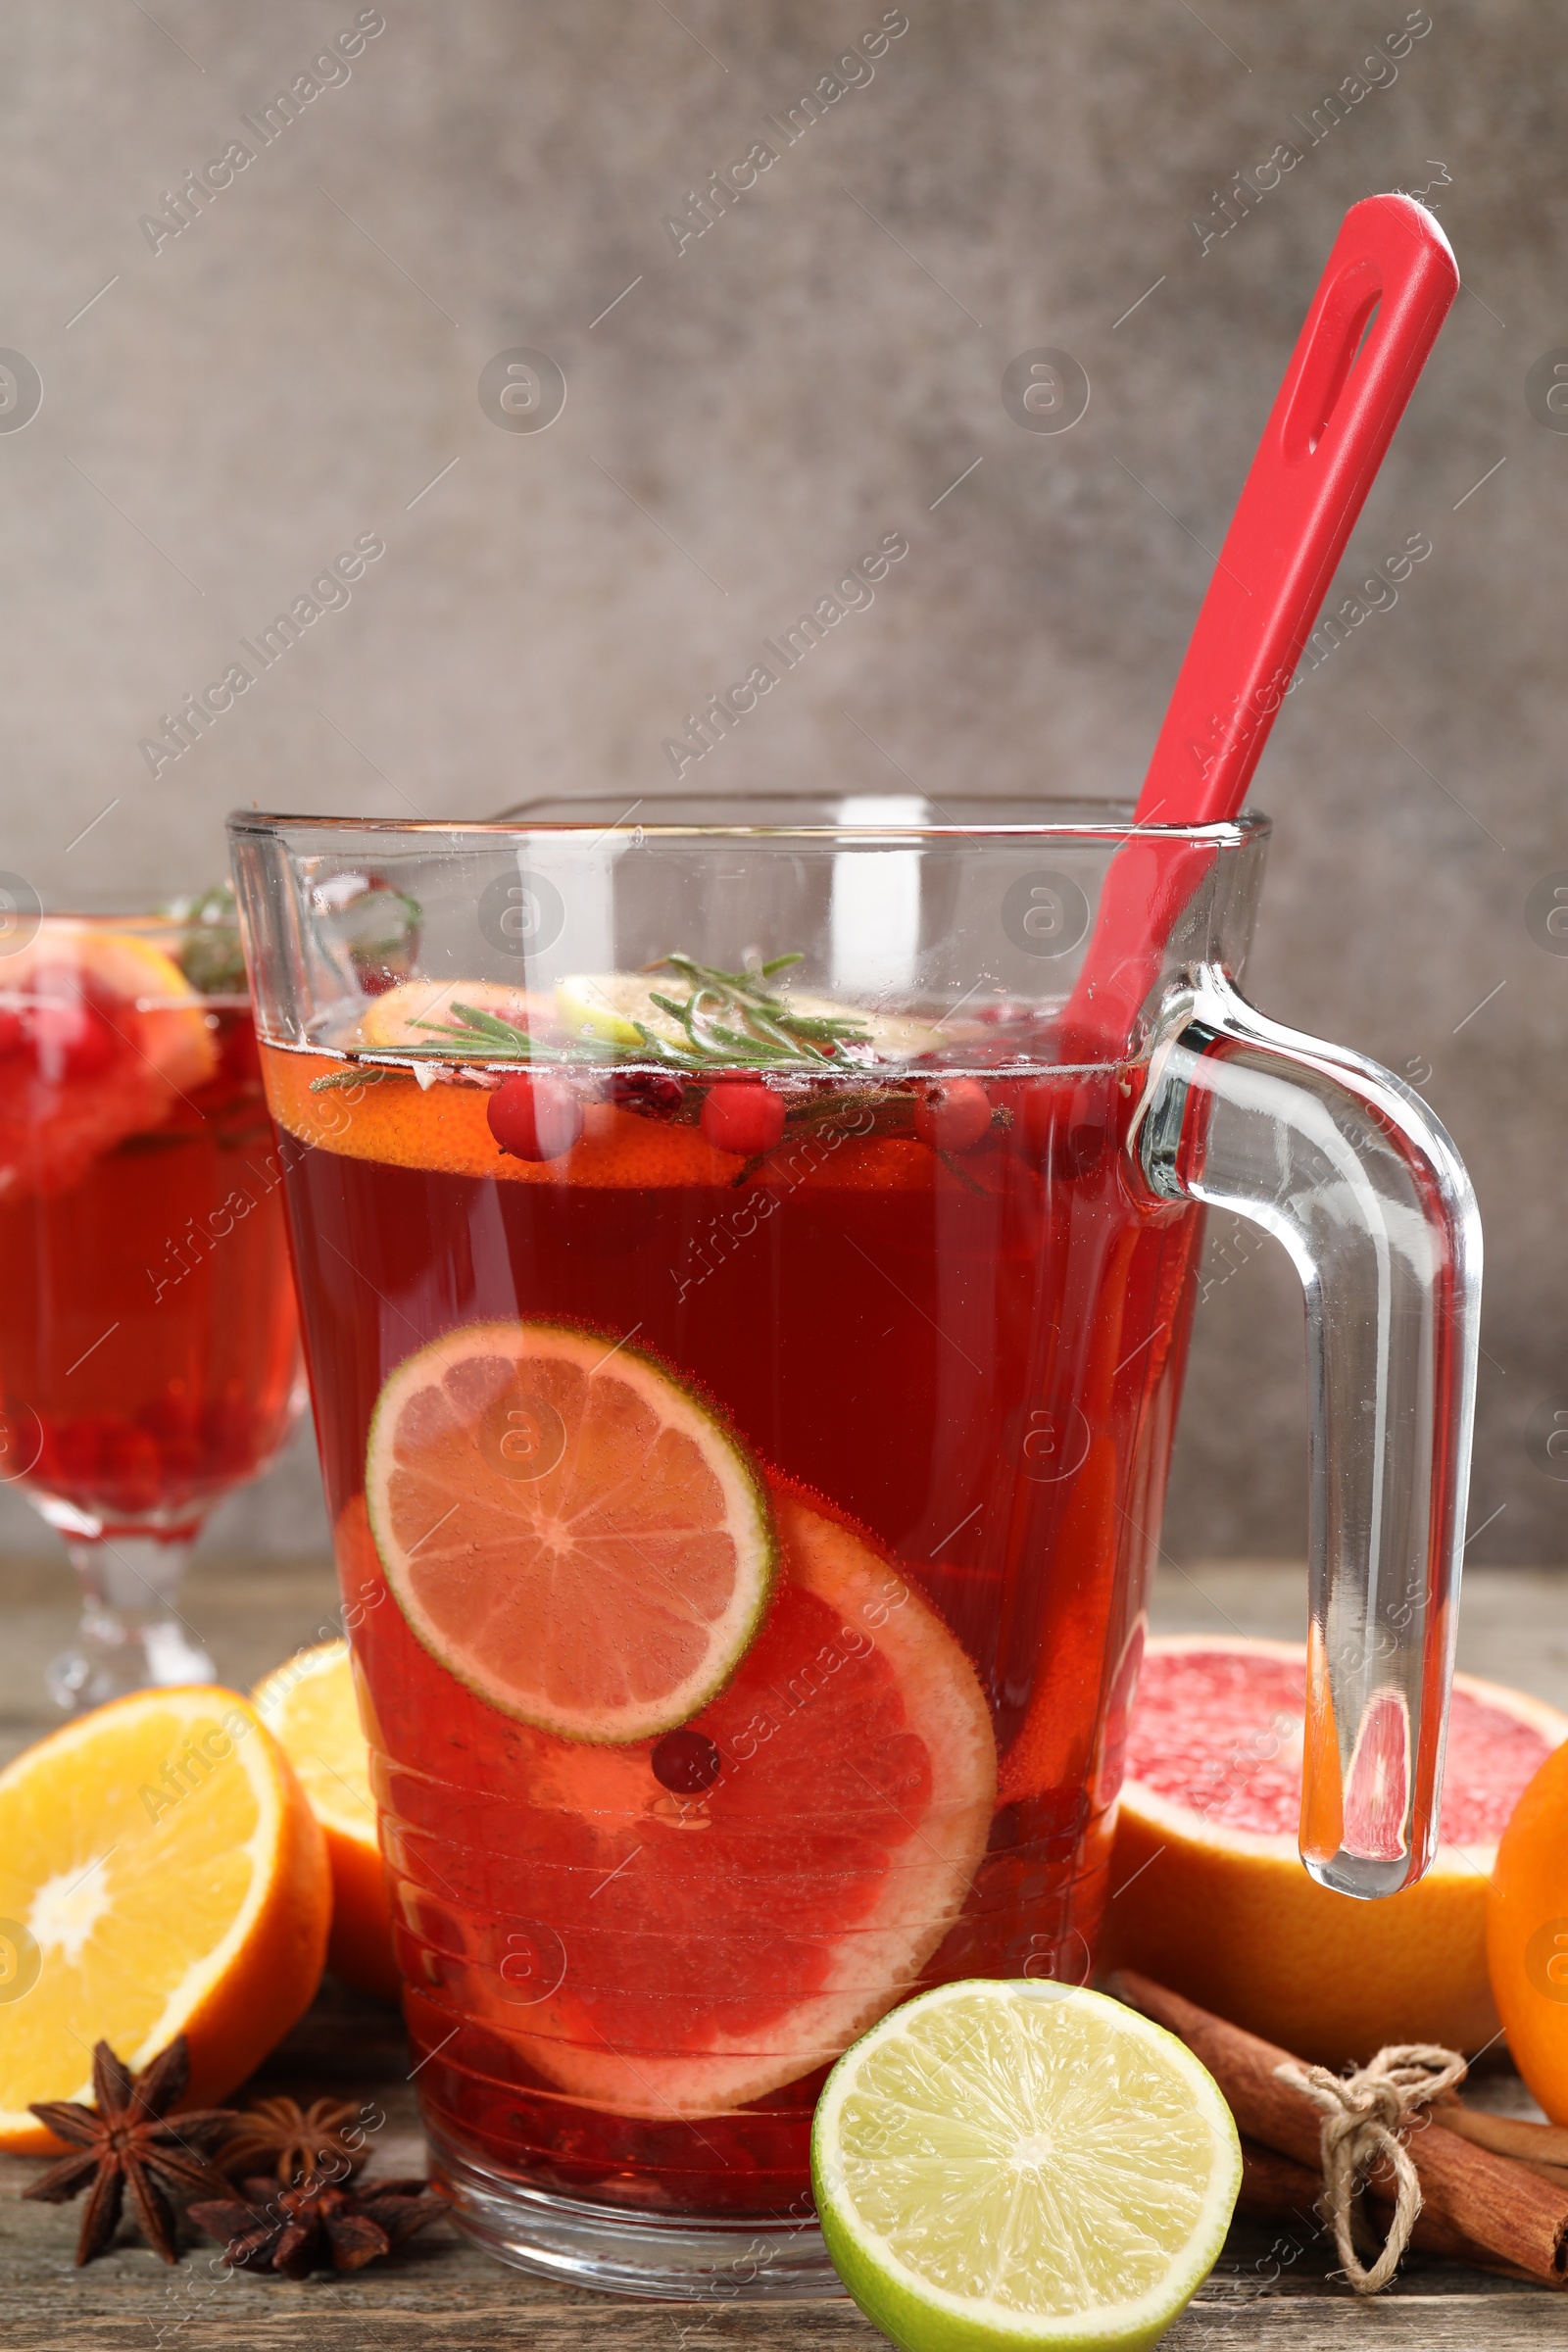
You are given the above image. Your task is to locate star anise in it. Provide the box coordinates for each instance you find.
[216,2094,370,2187]
[187,2174,447,2278]
[24,2036,237,2266]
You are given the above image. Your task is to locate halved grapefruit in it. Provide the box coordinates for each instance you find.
[489,1483,998,2115]
[1100,1636,1568,2064]
[366,1320,776,1743]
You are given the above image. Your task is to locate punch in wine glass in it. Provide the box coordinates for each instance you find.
[0,892,306,1708]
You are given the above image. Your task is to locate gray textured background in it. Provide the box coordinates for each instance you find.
[0,0,1564,1568]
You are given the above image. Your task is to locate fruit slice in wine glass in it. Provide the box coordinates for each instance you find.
[0,923,217,1195]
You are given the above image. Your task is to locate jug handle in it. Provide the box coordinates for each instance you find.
[1131,966,1481,1899]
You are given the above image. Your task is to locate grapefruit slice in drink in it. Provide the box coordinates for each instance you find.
[365,1320,776,1743]
[362,1321,997,2112]
[1099,1635,1568,2063]
[349,1448,997,2111]
[485,1482,998,2115]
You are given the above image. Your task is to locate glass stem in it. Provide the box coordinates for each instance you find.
[47,1533,216,1712]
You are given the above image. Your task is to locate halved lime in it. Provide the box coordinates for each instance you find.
[556,971,945,1061]
[365,1320,776,1743]
[811,1979,1241,2352]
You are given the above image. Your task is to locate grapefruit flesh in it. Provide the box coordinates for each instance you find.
[1100,1636,1568,2065]
[358,1482,997,2117]
[489,1487,997,2115]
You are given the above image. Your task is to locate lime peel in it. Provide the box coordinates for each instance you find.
[811,1979,1242,2352]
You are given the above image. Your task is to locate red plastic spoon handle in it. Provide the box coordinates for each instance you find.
[1135,194,1457,826]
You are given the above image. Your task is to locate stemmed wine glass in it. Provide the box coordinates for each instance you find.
[0,889,305,1708]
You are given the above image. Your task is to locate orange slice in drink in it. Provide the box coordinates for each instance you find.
[0,1688,328,2151]
[253,1642,400,2002]
[365,1321,776,1743]
[0,922,217,1196]
[352,977,557,1054]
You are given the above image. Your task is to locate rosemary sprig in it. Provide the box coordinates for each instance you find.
[409,1003,536,1055]
[308,1065,398,1094]
[635,954,871,1068]
[407,1004,615,1064]
[331,955,875,1073]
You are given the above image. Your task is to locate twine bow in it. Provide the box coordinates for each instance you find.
[1276,2043,1470,2293]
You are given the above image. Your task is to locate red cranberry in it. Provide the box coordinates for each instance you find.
[0,1008,24,1057]
[611,1070,685,1120]
[700,1076,785,1156]
[354,962,404,997]
[487,1073,583,1161]
[913,1079,993,1153]
[651,1729,722,1793]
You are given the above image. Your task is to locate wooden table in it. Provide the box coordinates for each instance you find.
[3,1551,1564,2349]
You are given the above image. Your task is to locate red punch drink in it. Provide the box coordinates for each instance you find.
[234,805,1476,2296]
[259,976,1200,2266]
[0,913,303,1704]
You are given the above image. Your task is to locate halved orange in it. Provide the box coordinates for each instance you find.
[365,1320,776,1743]
[253,1642,400,2003]
[1488,1736,1568,2123]
[0,1688,329,2151]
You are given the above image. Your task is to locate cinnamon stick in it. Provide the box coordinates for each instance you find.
[1237,2132,1517,2268]
[1434,2096,1568,2185]
[1113,1970,1568,2289]
[1237,2134,1324,2222]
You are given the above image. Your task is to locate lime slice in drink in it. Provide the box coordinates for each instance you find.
[365,1319,776,1743]
[811,1979,1241,2352]
[556,971,945,1061]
